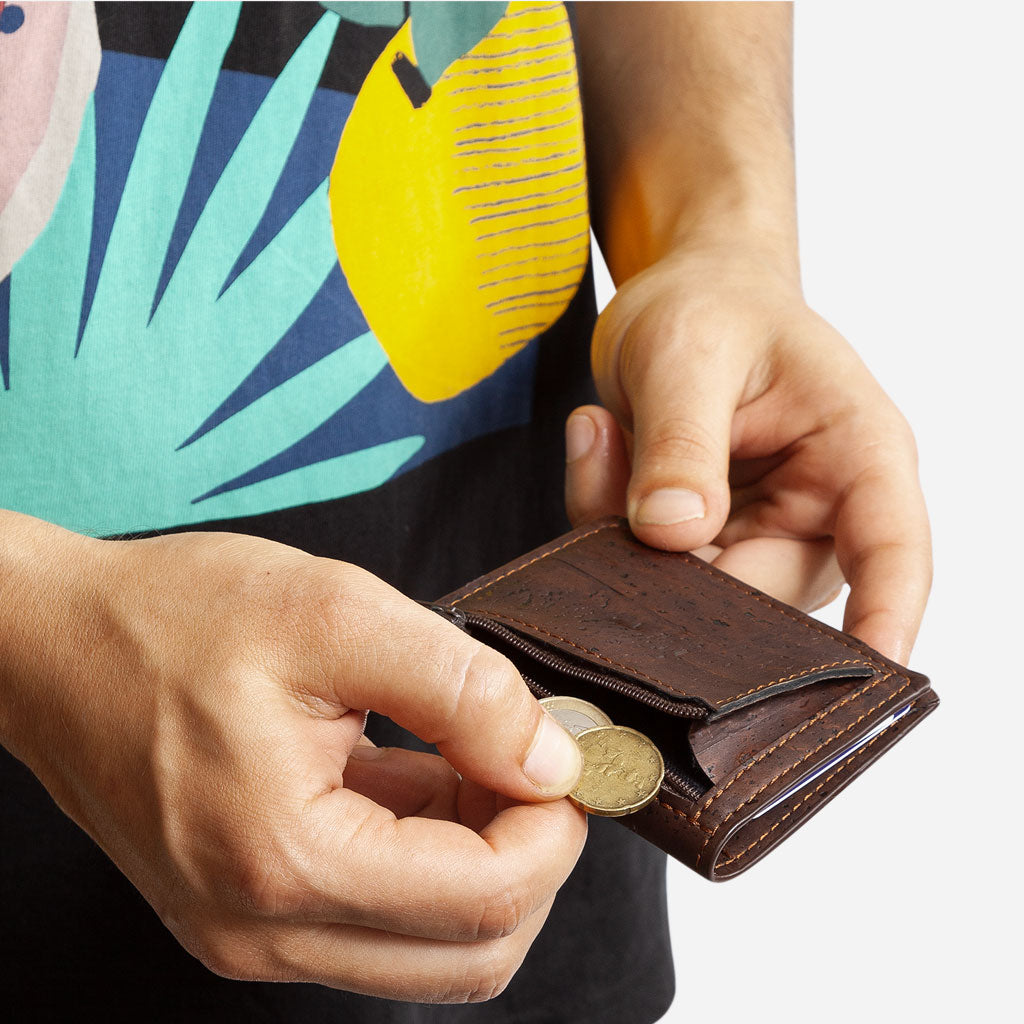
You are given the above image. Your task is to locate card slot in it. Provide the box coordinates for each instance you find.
[688,669,874,784]
[705,691,938,880]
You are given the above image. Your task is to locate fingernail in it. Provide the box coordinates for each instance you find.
[635,488,706,525]
[348,743,386,760]
[565,414,596,463]
[524,712,582,794]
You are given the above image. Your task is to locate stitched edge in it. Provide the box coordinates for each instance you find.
[449,522,616,606]
[696,673,912,865]
[714,714,903,871]
[652,798,715,835]
[673,548,891,670]
[469,610,699,699]
[715,659,871,706]
[695,671,886,822]
[646,695,913,852]
[474,611,874,708]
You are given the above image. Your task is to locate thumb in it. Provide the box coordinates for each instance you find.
[621,339,738,551]
[304,568,583,803]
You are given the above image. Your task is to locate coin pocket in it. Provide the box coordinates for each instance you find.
[444,608,878,805]
[454,612,713,802]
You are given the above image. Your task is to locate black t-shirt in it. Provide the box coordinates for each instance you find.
[0,3,674,1019]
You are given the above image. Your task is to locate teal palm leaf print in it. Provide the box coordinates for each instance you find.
[1,2,423,537]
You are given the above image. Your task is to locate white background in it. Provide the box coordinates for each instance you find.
[589,4,1022,1022]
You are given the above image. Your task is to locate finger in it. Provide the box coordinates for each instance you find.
[727,453,788,491]
[691,543,723,562]
[343,745,461,820]
[618,331,741,551]
[714,502,779,547]
[303,710,373,777]
[834,468,932,664]
[564,404,631,526]
[457,776,502,834]
[261,893,558,1002]
[298,574,583,802]
[714,496,820,549]
[709,537,844,612]
[291,785,586,941]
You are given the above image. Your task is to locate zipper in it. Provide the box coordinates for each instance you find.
[458,611,708,721]
[431,605,709,802]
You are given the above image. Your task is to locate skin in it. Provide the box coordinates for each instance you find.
[0,517,586,1001]
[0,1,931,1005]
[573,2,931,664]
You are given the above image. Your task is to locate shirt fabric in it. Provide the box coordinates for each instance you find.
[0,3,675,1020]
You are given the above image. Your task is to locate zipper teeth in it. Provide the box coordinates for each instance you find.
[663,766,705,802]
[463,613,707,721]
[522,674,550,698]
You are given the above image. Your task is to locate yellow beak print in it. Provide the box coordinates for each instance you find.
[328,2,589,403]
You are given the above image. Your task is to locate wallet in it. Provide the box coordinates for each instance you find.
[432,517,937,881]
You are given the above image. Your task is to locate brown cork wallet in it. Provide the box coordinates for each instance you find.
[432,517,938,881]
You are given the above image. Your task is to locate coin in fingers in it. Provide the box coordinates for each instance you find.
[569,725,664,818]
[539,695,613,737]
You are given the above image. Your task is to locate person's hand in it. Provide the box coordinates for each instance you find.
[564,242,931,663]
[0,519,585,1002]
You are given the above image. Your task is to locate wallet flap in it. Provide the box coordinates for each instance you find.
[440,518,893,718]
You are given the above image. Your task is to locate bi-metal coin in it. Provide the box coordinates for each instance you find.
[539,695,614,737]
[569,725,665,818]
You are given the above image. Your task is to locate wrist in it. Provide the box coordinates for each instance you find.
[0,512,105,762]
[578,2,800,286]
[597,148,800,286]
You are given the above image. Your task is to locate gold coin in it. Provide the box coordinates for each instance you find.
[569,725,665,818]
[539,695,614,737]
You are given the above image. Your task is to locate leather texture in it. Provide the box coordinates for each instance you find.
[436,517,938,881]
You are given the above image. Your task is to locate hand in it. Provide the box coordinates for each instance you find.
[0,520,585,1002]
[564,242,931,663]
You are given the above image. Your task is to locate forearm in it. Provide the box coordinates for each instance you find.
[576,1,798,282]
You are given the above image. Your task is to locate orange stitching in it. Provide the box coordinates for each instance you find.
[450,522,614,606]
[694,674,885,821]
[696,675,912,864]
[448,520,915,864]
[714,718,901,870]
[653,799,715,834]
[471,610,698,699]
[715,659,871,707]
[672,549,890,668]
[456,520,892,673]
[454,521,879,708]
[716,734,883,868]
[474,615,872,709]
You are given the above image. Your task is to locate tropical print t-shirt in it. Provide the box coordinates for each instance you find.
[1,0,594,542]
[0,3,674,1021]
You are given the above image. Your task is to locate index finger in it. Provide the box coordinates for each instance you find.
[294,785,587,942]
[833,462,932,664]
[295,567,583,803]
